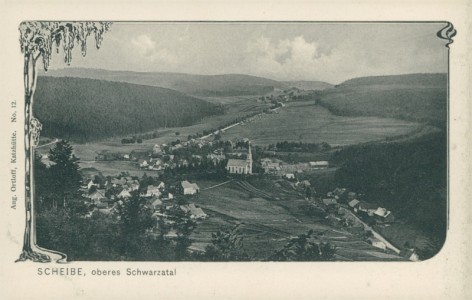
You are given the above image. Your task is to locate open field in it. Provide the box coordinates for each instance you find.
[78,161,159,177]
[191,178,404,261]
[219,100,424,147]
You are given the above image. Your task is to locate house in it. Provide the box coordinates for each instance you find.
[309,161,329,169]
[88,190,106,203]
[207,154,225,163]
[181,180,200,195]
[180,203,207,219]
[284,173,295,180]
[358,201,379,216]
[118,189,132,199]
[348,199,360,210]
[87,179,96,190]
[145,185,161,197]
[368,237,387,251]
[140,160,149,168]
[161,192,174,200]
[374,207,395,223]
[322,198,337,206]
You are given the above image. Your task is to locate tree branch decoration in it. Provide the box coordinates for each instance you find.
[16,21,112,263]
[436,22,456,48]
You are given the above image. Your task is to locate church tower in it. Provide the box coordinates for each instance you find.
[246,141,253,174]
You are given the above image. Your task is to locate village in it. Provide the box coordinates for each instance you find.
[78,131,417,261]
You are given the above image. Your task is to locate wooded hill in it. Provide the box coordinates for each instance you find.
[34,76,224,142]
[40,68,285,97]
[332,131,447,259]
[318,73,447,127]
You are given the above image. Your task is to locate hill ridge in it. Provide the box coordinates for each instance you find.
[34,76,224,142]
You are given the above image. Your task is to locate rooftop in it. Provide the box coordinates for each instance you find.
[227,159,248,167]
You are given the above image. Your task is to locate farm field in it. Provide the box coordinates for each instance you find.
[191,179,404,261]
[218,100,424,147]
[78,161,158,177]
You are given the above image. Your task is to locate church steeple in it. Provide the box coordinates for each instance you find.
[246,141,253,174]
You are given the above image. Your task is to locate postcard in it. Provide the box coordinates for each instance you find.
[0,1,470,299]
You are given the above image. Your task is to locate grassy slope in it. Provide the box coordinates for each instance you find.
[319,73,447,127]
[219,100,422,147]
[34,76,223,142]
[193,179,403,261]
[41,68,285,97]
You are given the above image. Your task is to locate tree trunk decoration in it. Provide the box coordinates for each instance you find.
[16,21,112,263]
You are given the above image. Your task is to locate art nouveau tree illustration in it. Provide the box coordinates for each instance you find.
[17,21,112,262]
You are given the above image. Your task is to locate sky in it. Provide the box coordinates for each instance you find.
[47,22,449,84]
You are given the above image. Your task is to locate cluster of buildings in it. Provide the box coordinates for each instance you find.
[260,158,329,176]
[81,176,205,221]
[321,188,395,224]
[317,188,407,256]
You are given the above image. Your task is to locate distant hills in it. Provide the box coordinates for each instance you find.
[34,76,224,142]
[40,68,285,97]
[34,71,447,143]
[318,73,447,127]
[283,80,333,91]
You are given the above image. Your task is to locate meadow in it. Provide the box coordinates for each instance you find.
[219,100,423,147]
[192,179,404,261]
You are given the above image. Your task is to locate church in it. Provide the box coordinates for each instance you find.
[226,142,253,174]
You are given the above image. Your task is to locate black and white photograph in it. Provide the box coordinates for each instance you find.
[18,21,451,262]
[0,1,471,299]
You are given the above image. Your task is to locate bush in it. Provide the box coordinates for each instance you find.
[268,230,336,261]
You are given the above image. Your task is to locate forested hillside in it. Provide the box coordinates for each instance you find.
[41,68,283,97]
[319,73,447,127]
[332,131,447,258]
[34,76,224,142]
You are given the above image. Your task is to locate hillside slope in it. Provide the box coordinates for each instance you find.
[283,80,333,91]
[34,76,224,142]
[318,73,447,127]
[41,68,284,97]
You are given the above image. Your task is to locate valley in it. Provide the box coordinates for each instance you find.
[34,69,447,261]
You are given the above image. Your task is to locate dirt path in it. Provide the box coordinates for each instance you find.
[201,180,233,191]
